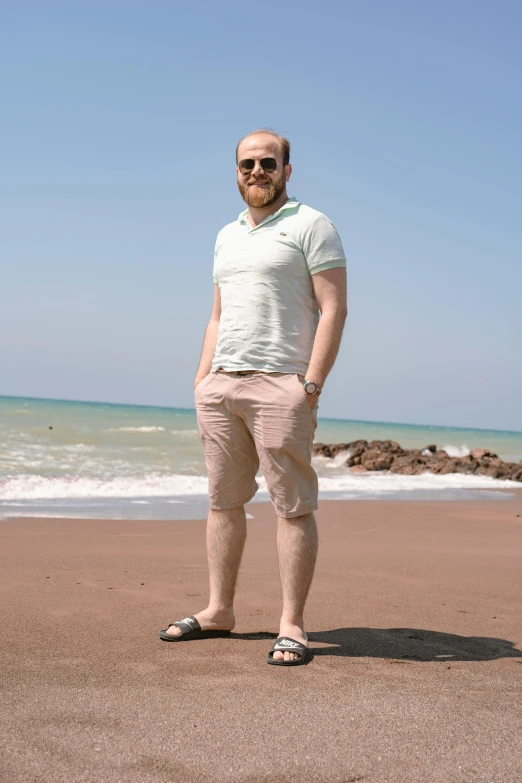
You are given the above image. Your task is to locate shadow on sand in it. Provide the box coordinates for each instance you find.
[234,628,522,663]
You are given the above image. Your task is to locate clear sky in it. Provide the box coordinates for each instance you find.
[1,1,521,430]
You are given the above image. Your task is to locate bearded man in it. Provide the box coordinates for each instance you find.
[160,129,347,665]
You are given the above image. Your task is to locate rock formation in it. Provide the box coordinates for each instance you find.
[313,440,522,482]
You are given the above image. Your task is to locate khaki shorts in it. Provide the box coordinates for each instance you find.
[195,372,319,518]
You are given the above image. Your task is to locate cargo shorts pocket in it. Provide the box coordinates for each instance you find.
[194,372,214,396]
[259,374,314,454]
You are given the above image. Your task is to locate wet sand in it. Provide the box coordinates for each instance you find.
[1,497,522,782]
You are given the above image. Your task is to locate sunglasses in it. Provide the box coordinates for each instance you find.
[238,157,278,175]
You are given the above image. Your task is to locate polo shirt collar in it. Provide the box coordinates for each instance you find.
[238,196,300,229]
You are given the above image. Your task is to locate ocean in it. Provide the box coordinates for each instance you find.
[1,395,521,519]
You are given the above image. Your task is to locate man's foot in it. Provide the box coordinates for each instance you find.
[162,607,235,638]
[272,621,308,662]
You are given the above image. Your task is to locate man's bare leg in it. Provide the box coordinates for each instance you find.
[164,506,246,637]
[272,512,318,661]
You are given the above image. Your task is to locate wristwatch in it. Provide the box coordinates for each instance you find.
[301,379,322,396]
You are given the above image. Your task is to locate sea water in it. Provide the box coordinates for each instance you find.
[1,395,521,519]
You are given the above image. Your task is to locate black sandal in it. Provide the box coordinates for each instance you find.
[267,636,309,666]
[159,615,232,642]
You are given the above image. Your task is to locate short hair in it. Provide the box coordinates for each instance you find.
[236,128,291,166]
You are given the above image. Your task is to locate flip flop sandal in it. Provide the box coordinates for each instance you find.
[267,636,309,666]
[159,615,232,642]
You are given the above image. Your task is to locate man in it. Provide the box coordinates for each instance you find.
[160,129,347,665]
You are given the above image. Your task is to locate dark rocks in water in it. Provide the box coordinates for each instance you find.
[388,453,432,475]
[312,439,522,482]
[314,441,368,459]
[470,447,497,461]
[360,449,394,471]
[368,439,405,454]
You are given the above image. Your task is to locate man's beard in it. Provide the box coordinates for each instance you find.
[237,173,286,208]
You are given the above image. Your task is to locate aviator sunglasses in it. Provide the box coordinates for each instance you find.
[238,157,278,175]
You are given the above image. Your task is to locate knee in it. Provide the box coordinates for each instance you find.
[210,505,246,520]
[278,511,315,525]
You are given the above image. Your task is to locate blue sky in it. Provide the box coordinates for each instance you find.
[1,1,521,430]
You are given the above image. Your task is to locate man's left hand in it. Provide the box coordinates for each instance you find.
[304,391,317,410]
[298,375,319,409]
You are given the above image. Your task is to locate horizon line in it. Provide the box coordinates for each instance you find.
[1,393,521,437]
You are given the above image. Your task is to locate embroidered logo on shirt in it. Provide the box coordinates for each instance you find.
[280,232,287,236]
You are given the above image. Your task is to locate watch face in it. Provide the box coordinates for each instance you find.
[304,381,318,395]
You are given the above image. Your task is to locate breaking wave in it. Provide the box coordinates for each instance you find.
[107,426,167,432]
[0,470,518,502]
[443,444,471,458]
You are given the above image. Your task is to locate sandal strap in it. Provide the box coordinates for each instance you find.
[269,636,307,657]
[170,616,201,635]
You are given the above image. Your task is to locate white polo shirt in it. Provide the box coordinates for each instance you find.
[212,197,346,376]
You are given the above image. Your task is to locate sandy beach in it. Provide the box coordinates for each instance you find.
[1,496,521,782]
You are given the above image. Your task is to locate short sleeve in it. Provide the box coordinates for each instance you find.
[301,214,346,275]
[212,235,220,285]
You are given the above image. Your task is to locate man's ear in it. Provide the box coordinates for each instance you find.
[285,163,292,182]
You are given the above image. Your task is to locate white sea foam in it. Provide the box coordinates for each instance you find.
[314,450,352,470]
[0,471,518,501]
[315,472,517,494]
[443,444,471,458]
[0,474,208,500]
[107,426,167,432]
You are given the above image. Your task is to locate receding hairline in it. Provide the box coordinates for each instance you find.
[236,129,291,165]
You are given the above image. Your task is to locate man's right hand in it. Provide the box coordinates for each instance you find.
[194,374,208,389]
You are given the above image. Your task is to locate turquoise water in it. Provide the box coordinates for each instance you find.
[1,395,520,518]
